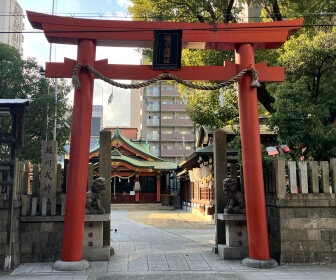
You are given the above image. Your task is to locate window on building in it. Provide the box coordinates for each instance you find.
[162,130,173,134]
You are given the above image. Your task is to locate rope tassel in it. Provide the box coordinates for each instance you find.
[250,68,261,88]
[72,63,83,89]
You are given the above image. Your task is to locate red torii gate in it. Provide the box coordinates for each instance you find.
[27,11,303,268]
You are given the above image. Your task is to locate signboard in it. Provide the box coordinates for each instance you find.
[153,30,182,70]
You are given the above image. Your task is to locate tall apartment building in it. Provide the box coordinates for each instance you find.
[131,81,195,163]
[90,105,103,149]
[238,2,262,23]
[0,0,24,53]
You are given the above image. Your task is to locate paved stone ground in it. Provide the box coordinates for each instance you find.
[3,209,336,279]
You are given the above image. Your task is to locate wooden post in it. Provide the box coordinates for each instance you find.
[288,161,297,193]
[274,158,286,200]
[320,161,330,193]
[213,129,227,248]
[298,161,308,194]
[330,158,336,194]
[308,161,319,193]
[156,175,161,202]
[32,164,39,197]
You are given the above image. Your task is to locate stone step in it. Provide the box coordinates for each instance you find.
[110,203,174,211]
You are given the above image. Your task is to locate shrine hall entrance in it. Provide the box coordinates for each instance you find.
[111,176,157,204]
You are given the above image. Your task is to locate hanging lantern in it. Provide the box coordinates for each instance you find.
[201,165,210,177]
[188,170,195,182]
[193,168,203,181]
[134,181,141,191]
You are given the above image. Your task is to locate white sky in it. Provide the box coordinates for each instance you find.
[17,0,142,127]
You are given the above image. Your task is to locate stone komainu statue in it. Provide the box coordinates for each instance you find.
[223,177,245,214]
[86,177,106,214]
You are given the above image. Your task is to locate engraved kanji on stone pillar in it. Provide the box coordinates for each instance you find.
[40,140,57,215]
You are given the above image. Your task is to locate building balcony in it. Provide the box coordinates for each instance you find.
[160,149,194,157]
[147,119,160,126]
[145,89,180,98]
[146,103,186,112]
[146,118,193,127]
[145,91,159,97]
[146,104,160,111]
[147,134,159,141]
[161,89,180,97]
[161,103,186,111]
[161,119,193,127]
[147,133,195,142]
[161,133,195,142]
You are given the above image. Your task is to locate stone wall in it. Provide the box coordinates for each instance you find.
[19,217,64,263]
[0,201,21,269]
[267,193,336,264]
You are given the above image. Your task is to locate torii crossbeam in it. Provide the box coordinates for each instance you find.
[27,11,303,268]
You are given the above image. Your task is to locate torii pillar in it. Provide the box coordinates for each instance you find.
[235,44,276,267]
[27,11,303,270]
[54,40,96,270]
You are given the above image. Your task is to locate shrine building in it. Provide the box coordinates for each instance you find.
[88,128,177,204]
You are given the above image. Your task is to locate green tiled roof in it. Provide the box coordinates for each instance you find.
[95,153,176,170]
[90,128,162,161]
[90,128,177,171]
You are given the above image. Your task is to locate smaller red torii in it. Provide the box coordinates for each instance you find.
[27,11,303,268]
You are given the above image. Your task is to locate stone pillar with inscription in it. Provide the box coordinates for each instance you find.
[82,214,110,261]
[213,129,227,252]
[83,175,111,261]
[217,214,249,259]
[99,130,111,249]
[40,140,58,216]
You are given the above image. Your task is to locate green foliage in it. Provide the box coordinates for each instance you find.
[184,85,239,129]
[129,0,243,23]
[129,1,336,161]
[268,30,336,161]
[128,1,281,130]
[228,125,242,163]
[269,79,336,161]
[0,43,72,164]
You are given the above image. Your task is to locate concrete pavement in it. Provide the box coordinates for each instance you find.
[2,209,336,279]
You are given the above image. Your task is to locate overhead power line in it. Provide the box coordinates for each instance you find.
[0,22,334,35]
[1,11,336,19]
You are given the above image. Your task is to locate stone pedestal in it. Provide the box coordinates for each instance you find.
[217,213,248,259]
[82,214,112,261]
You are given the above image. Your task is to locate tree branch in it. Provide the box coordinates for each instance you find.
[170,0,205,22]
[225,0,235,23]
[262,3,276,21]
[257,83,276,113]
[205,0,217,22]
[272,0,283,21]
